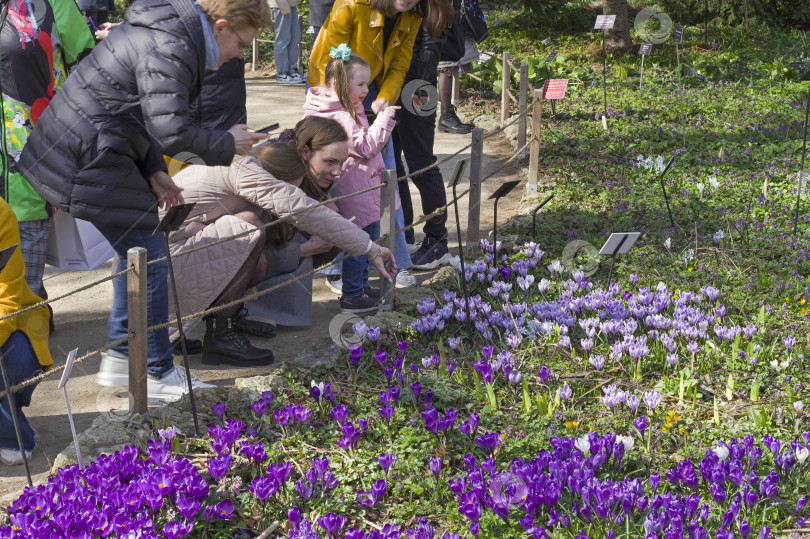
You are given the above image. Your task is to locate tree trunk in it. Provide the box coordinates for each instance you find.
[604,0,633,54]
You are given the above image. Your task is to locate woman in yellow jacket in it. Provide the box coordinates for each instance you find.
[0,199,52,465]
[308,0,452,111]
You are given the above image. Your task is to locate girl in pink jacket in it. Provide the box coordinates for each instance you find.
[302,45,399,313]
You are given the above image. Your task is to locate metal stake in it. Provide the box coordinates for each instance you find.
[0,352,32,486]
[793,86,810,238]
[163,232,200,436]
[531,193,555,239]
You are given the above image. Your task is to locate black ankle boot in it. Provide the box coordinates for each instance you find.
[202,316,275,367]
[438,105,473,134]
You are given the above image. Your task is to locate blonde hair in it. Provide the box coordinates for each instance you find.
[294,116,349,200]
[369,0,454,38]
[197,0,273,30]
[323,54,370,127]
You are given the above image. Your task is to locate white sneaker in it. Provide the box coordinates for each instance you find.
[96,352,129,387]
[148,367,215,404]
[406,242,420,255]
[0,447,34,465]
[324,275,342,295]
[177,367,216,390]
[395,269,418,288]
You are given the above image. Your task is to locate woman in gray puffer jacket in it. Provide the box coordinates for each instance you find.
[19,0,272,403]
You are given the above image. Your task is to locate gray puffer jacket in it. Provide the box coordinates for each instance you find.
[20,0,235,229]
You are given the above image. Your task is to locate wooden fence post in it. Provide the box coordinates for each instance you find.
[252,39,258,72]
[379,170,397,310]
[127,247,148,415]
[518,63,529,150]
[527,89,543,195]
[500,52,511,127]
[466,128,484,254]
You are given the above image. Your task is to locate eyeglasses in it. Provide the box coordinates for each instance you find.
[228,25,251,49]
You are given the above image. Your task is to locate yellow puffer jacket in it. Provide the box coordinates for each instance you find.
[308,0,421,105]
[0,199,52,370]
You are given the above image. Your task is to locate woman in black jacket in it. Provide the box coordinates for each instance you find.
[19,0,272,403]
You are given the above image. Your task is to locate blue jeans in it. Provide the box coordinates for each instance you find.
[273,7,301,75]
[362,84,412,271]
[343,221,380,298]
[0,332,41,450]
[94,225,174,378]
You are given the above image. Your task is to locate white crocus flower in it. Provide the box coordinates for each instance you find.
[696,183,705,196]
[664,237,671,251]
[547,260,564,274]
[712,444,729,462]
[796,447,809,465]
[794,401,804,413]
[574,436,591,457]
[709,176,720,190]
[770,360,781,371]
[616,435,634,451]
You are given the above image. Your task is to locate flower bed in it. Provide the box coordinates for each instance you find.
[3,240,808,538]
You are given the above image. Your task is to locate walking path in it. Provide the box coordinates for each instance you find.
[0,74,528,498]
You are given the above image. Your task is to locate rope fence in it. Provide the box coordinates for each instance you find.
[0,99,541,404]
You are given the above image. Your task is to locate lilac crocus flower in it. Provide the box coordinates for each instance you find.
[557,384,572,404]
[643,390,661,413]
[589,354,605,371]
[538,367,550,385]
[627,395,640,414]
[367,325,381,344]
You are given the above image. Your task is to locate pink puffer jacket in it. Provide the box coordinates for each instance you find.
[302,87,399,230]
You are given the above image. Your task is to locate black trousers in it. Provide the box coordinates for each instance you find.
[393,105,448,245]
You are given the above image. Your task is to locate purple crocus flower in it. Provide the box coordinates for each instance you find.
[475,432,500,456]
[329,405,348,425]
[538,367,550,385]
[379,453,395,477]
[250,399,266,417]
[318,513,346,538]
[429,457,443,481]
[634,416,647,438]
[379,404,394,425]
[211,402,226,420]
[214,499,234,520]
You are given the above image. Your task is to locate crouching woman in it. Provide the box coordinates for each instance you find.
[163,117,395,367]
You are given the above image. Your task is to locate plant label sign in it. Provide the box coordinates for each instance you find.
[674,26,684,43]
[544,51,558,64]
[542,79,569,100]
[594,15,615,30]
[639,43,653,56]
[791,61,804,71]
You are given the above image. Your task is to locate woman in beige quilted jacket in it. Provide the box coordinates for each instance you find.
[162,118,395,367]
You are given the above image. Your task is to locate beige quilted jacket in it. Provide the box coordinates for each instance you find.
[162,155,370,337]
